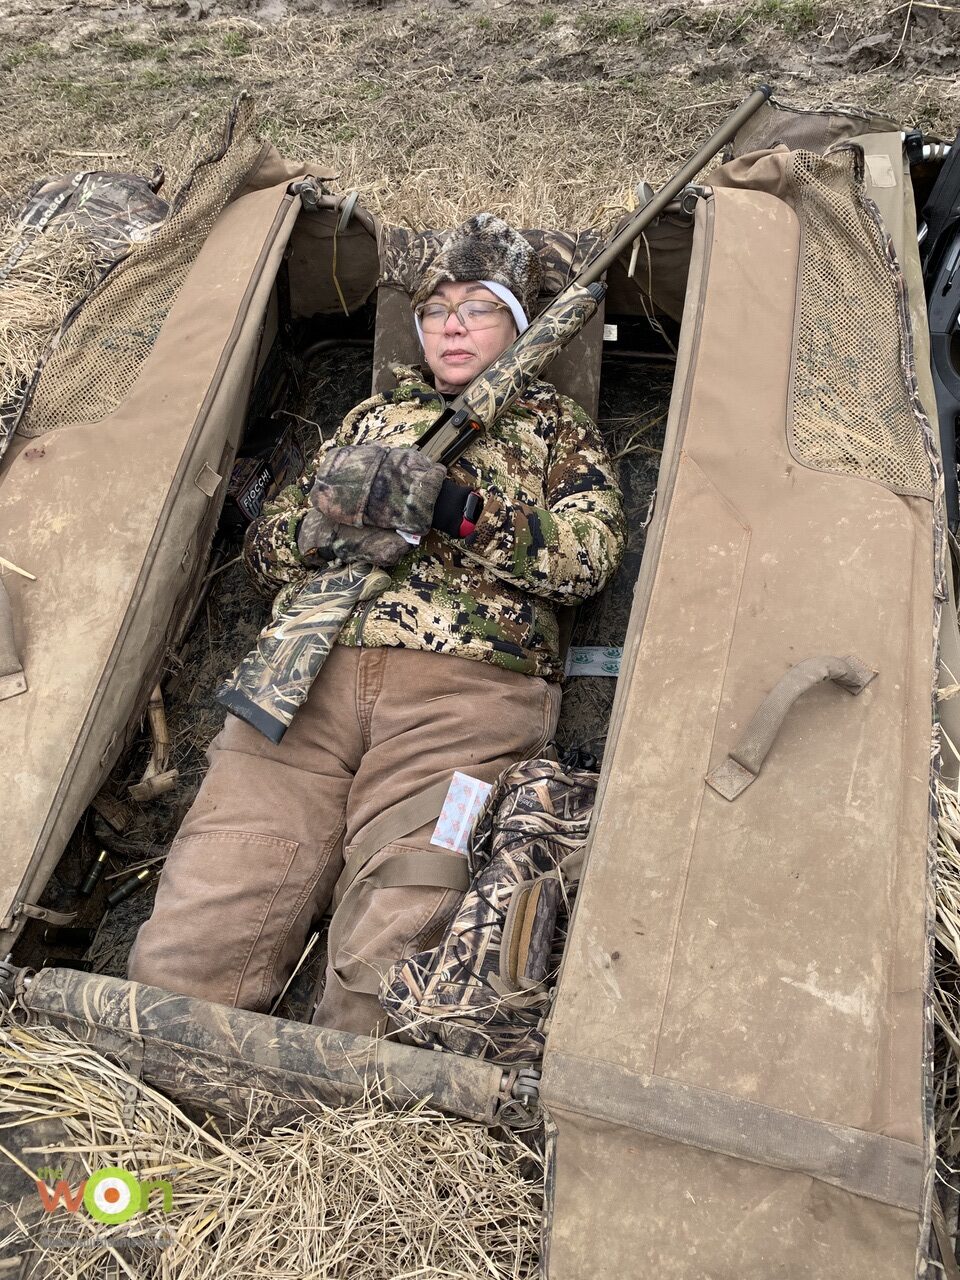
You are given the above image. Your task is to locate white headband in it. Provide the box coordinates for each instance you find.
[414,280,529,347]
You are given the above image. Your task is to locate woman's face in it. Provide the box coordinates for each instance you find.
[419,280,518,394]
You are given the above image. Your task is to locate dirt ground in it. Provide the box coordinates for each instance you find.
[1,0,958,229]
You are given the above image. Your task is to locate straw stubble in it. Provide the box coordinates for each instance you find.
[0,218,99,422]
[0,1020,542,1279]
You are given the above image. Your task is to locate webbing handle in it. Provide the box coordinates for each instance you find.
[705,654,876,801]
[497,847,586,993]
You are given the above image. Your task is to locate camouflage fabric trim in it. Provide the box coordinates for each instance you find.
[380,758,598,1065]
[1,171,169,448]
[13,170,168,268]
[243,363,626,680]
[13,965,508,1127]
[855,152,945,1275]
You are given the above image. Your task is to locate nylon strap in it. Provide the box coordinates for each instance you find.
[487,973,551,1010]
[558,847,584,881]
[329,845,469,996]
[542,1052,924,1212]
[370,850,469,894]
[16,901,77,926]
[705,654,876,801]
[333,776,453,906]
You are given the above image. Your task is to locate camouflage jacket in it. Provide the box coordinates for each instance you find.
[243,364,626,681]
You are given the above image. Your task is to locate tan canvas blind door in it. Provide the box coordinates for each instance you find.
[0,145,307,952]
[542,153,940,1278]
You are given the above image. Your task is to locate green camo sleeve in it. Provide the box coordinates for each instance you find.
[463,394,626,604]
[241,478,313,595]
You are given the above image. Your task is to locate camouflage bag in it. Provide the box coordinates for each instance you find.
[380,758,598,1065]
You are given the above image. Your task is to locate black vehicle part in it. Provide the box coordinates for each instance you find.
[921,130,960,530]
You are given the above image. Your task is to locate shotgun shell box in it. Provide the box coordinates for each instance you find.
[226,423,304,526]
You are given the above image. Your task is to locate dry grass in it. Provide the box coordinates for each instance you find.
[1,1,958,230]
[1,0,956,438]
[0,1019,542,1279]
[0,218,99,422]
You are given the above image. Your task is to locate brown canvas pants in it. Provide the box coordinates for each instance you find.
[128,644,561,1035]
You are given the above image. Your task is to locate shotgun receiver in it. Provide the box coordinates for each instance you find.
[217,85,773,742]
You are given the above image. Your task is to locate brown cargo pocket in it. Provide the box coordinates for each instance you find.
[131,829,301,1009]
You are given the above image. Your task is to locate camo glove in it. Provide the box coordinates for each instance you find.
[297,507,411,568]
[309,444,445,533]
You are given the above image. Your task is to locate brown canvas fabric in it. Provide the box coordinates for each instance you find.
[286,196,380,320]
[859,131,960,787]
[0,172,305,952]
[541,144,939,1277]
[720,124,960,781]
[605,206,694,324]
[729,98,898,159]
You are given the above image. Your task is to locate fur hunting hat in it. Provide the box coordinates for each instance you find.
[411,213,543,320]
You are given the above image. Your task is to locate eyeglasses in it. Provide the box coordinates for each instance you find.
[414,299,512,333]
